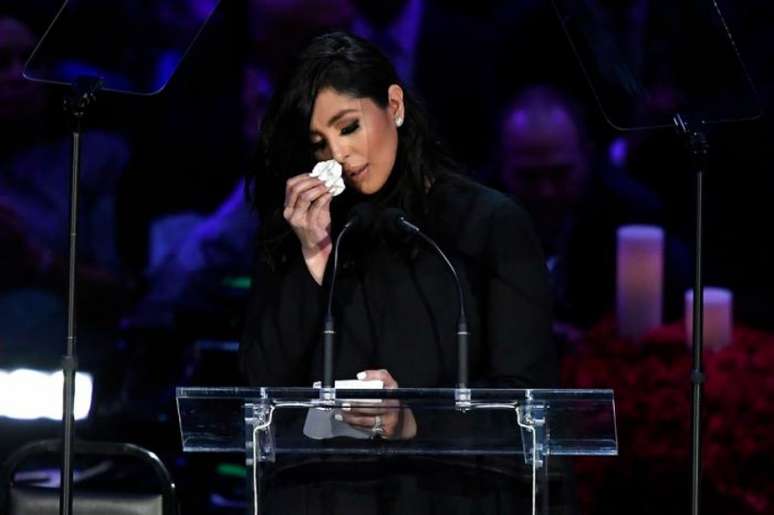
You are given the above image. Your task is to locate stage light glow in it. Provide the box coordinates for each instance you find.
[0,369,93,420]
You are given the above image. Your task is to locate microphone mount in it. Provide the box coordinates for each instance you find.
[321,204,375,402]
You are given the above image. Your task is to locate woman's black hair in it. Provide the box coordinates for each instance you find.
[247,31,462,270]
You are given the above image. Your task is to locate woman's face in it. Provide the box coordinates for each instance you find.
[309,85,403,195]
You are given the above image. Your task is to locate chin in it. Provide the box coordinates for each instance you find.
[350,179,382,196]
[357,184,379,195]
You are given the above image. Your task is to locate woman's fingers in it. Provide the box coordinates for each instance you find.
[340,412,380,428]
[289,181,325,210]
[286,173,310,187]
[294,183,329,211]
[308,190,332,222]
[285,176,323,209]
[284,175,309,207]
[357,369,399,389]
[335,369,404,437]
[341,403,392,416]
[338,411,399,435]
[284,183,328,225]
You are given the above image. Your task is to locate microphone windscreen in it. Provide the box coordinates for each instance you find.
[378,207,418,241]
[379,207,405,230]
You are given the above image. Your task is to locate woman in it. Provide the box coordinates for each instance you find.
[240,32,559,512]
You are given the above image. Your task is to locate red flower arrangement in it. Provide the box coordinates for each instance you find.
[562,318,774,514]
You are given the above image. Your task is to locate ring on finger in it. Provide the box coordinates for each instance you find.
[371,415,385,438]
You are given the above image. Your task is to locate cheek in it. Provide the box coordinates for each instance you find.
[368,121,397,170]
[315,148,333,162]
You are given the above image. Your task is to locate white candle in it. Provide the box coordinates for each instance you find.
[616,225,664,340]
[685,288,733,350]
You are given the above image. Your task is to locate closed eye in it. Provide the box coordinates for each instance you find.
[309,120,358,154]
[341,120,359,135]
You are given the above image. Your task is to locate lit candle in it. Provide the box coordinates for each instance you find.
[616,225,664,340]
[685,288,733,350]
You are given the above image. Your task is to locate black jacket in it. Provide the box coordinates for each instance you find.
[240,174,557,390]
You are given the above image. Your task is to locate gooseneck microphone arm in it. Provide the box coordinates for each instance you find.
[392,214,470,390]
[321,203,375,397]
[322,218,356,391]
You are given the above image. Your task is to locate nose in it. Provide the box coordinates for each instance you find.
[329,137,350,164]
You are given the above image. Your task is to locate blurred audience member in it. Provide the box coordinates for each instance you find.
[350,0,423,84]
[0,17,45,125]
[498,85,690,332]
[349,0,500,168]
[132,179,257,328]
[127,63,267,329]
[248,0,354,82]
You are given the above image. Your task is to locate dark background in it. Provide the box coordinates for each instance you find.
[1,1,772,513]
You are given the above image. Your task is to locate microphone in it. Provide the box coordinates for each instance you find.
[322,203,376,393]
[380,208,471,392]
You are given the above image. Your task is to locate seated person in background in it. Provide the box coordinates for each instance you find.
[133,179,257,328]
[497,85,690,333]
[128,62,272,329]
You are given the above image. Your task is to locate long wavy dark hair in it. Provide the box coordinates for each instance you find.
[248,32,462,270]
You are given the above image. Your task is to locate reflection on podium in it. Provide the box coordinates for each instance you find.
[177,386,617,514]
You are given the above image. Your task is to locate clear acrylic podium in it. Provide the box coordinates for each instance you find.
[177,387,617,514]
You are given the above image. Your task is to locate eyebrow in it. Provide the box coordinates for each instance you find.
[310,108,359,139]
[327,108,358,127]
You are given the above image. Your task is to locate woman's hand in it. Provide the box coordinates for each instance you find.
[283,174,333,285]
[337,369,417,440]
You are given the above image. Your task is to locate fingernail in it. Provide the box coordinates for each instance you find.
[334,413,343,422]
[356,371,367,380]
[341,403,351,412]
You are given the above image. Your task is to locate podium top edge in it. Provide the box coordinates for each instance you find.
[175,386,614,401]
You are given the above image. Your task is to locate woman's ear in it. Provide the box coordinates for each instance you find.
[387,84,404,126]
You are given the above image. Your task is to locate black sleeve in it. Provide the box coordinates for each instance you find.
[239,256,326,386]
[481,200,559,388]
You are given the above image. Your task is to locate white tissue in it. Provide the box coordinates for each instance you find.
[310,160,345,196]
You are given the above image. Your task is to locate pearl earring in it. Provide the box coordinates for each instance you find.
[395,116,403,127]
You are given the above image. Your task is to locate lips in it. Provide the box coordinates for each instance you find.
[346,164,368,180]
